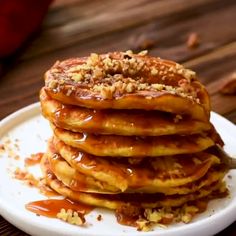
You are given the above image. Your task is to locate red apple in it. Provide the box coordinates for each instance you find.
[0,0,53,58]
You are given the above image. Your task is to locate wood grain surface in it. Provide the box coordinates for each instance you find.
[0,0,235,235]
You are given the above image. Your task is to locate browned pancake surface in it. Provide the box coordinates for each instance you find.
[51,137,220,192]
[44,52,210,121]
[41,154,227,210]
[51,123,215,157]
[40,88,211,136]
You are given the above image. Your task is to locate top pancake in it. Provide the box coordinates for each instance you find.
[40,88,211,136]
[44,51,210,121]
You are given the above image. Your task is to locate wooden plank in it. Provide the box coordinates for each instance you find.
[217,222,236,236]
[0,218,28,236]
[45,0,221,29]
[21,0,234,60]
[211,93,236,116]
[184,42,236,80]
[44,0,112,28]
[50,0,84,8]
[2,1,236,85]
[184,42,236,117]
[184,42,236,90]
[225,110,236,124]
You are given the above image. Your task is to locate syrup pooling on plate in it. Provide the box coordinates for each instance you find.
[26,198,93,226]
[26,198,93,218]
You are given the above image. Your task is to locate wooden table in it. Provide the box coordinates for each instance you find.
[0,0,235,235]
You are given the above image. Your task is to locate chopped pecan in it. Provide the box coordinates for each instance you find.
[187,33,200,49]
[220,73,236,95]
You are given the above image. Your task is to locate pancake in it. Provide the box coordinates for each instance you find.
[41,154,227,210]
[44,51,210,121]
[51,137,221,192]
[40,88,211,136]
[47,150,225,195]
[46,152,120,194]
[51,124,215,157]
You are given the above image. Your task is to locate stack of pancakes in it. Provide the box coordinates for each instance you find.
[40,51,228,228]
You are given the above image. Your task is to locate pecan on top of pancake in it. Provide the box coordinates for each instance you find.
[44,51,210,121]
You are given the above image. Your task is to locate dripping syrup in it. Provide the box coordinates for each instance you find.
[26,198,94,218]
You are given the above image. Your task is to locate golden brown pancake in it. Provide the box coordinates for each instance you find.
[44,52,210,121]
[51,123,215,157]
[40,88,211,136]
[51,137,221,192]
[46,152,120,194]
[41,154,227,210]
[47,150,225,195]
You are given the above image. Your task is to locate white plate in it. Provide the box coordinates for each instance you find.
[0,103,236,236]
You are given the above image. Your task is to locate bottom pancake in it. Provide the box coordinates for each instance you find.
[47,148,226,195]
[41,154,228,210]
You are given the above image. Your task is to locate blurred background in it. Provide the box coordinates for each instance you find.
[0,0,235,235]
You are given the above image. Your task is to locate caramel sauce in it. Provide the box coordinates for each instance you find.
[25,153,44,166]
[0,144,5,151]
[26,198,94,218]
[115,212,138,227]
[48,147,90,192]
[194,200,208,213]
[51,137,216,191]
[160,216,174,225]
[115,205,140,227]
[41,88,211,136]
[53,103,181,132]
[46,86,206,120]
[53,122,213,159]
[54,105,106,134]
